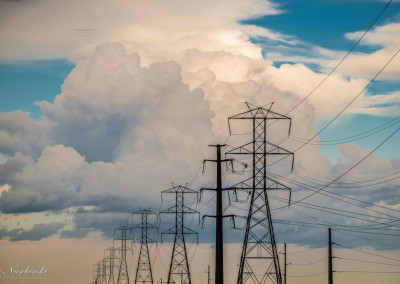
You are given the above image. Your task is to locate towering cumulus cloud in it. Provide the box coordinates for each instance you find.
[0,0,399,246]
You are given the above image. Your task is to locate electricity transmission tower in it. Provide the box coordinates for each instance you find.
[93,259,107,284]
[160,184,200,284]
[201,144,237,284]
[93,261,102,284]
[102,258,108,284]
[114,225,134,284]
[105,246,119,284]
[132,209,158,284]
[226,103,293,284]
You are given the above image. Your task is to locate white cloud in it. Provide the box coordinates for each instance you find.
[328,46,400,81]
[2,0,397,120]
[0,0,280,60]
[0,0,399,251]
[0,184,10,194]
[0,42,216,215]
[345,22,400,48]
[0,111,51,158]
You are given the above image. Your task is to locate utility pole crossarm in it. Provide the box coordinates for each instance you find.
[230,176,292,205]
[200,144,241,284]
[227,105,291,135]
[160,205,200,214]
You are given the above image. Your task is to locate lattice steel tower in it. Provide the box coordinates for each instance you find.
[105,246,119,284]
[226,103,293,284]
[114,225,133,284]
[132,209,158,284]
[93,261,102,284]
[102,258,108,284]
[160,184,200,284]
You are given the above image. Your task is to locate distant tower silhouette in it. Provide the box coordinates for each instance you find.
[114,225,133,284]
[161,184,199,284]
[93,261,102,284]
[132,209,158,284]
[102,258,108,284]
[106,246,119,284]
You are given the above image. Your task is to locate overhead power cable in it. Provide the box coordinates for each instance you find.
[293,47,400,155]
[289,116,400,145]
[291,170,400,186]
[250,47,400,217]
[334,229,400,249]
[293,123,400,205]
[287,271,327,277]
[268,172,400,221]
[289,257,327,266]
[285,0,393,115]
[269,194,399,223]
[336,257,400,267]
[335,243,400,263]
[285,243,329,254]
[289,205,400,232]
[291,170,400,189]
[337,271,400,274]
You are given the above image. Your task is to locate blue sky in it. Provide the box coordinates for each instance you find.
[246,0,400,53]
[1,0,398,163]
[0,59,74,119]
[0,2,400,282]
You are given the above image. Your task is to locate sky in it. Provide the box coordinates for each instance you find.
[0,0,400,283]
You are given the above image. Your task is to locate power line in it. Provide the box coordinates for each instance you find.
[270,195,399,222]
[336,257,400,267]
[289,205,400,232]
[285,0,393,115]
[333,229,400,250]
[289,257,327,266]
[292,46,400,156]
[289,116,400,145]
[268,172,400,221]
[259,47,400,215]
[289,199,400,229]
[335,243,400,263]
[337,271,400,274]
[287,271,327,277]
[285,243,329,255]
[291,170,400,187]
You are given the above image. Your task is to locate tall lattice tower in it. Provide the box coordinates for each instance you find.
[114,225,133,284]
[105,246,119,284]
[226,103,293,284]
[102,258,108,284]
[160,184,199,284]
[93,261,102,284]
[132,209,158,284]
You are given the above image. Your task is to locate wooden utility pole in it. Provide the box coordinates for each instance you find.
[284,243,287,284]
[328,228,333,284]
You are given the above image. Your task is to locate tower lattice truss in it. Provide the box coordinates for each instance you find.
[226,103,294,284]
[161,184,199,284]
[132,209,158,284]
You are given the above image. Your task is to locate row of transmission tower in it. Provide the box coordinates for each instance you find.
[90,103,294,284]
[91,184,200,284]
